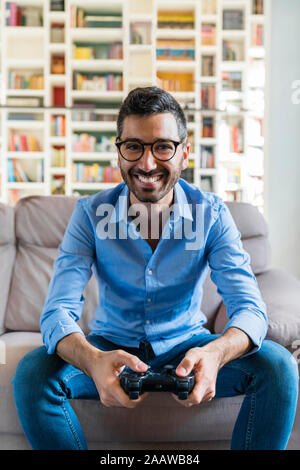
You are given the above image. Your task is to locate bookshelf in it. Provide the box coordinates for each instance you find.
[0,0,268,212]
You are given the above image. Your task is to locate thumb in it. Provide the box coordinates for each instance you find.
[176,351,197,376]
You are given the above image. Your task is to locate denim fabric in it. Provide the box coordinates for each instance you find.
[13,333,298,450]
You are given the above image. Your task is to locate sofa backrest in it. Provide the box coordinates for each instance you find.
[0,203,16,335]
[3,195,271,335]
[4,195,98,335]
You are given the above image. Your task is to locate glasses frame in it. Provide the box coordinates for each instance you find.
[115,138,185,162]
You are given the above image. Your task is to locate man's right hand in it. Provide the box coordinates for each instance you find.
[56,333,148,409]
[88,349,149,408]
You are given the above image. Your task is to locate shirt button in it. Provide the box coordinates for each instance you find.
[148,269,153,275]
[147,298,151,303]
[146,320,151,325]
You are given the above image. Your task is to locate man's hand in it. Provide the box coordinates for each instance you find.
[56,333,149,409]
[172,346,222,407]
[172,328,252,407]
[88,349,149,408]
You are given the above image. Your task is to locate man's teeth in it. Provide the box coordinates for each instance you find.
[137,175,161,183]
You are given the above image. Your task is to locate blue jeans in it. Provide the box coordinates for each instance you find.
[12,333,299,450]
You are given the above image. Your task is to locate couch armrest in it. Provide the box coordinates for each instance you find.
[214,268,300,348]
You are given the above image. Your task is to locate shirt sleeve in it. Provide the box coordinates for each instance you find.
[40,198,96,354]
[206,201,268,356]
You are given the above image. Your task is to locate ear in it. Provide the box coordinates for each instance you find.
[181,141,191,171]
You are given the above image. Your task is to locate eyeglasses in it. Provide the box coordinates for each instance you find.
[115,138,184,162]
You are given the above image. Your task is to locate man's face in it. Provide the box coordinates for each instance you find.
[116,113,190,204]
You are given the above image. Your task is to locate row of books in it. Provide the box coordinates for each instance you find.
[50,1,64,12]
[227,168,241,185]
[222,40,244,62]
[156,40,195,61]
[201,24,216,46]
[157,11,194,29]
[202,117,214,138]
[181,160,194,183]
[202,55,215,77]
[251,24,264,47]
[201,85,216,110]
[9,133,41,152]
[50,115,66,137]
[200,175,213,192]
[73,42,123,60]
[223,10,244,30]
[51,175,65,195]
[252,0,264,15]
[72,163,122,184]
[5,2,43,26]
[8,158,44,182]
[200,146,215,169]
[220,121,243,153]
[73,72,123,92]
[71,107,117,122]
[157,73,194,92]
[51,146,65,167]
[70,7,122,29]
[130,22,151,45]
[72,133,115,153]
[8,72,44,90]
[222,71,242,91]
[224,189,243,202]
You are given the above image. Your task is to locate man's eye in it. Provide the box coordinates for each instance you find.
[156,144,173,151]
[126,143,140,151]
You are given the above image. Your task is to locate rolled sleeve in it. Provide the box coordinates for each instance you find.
[40,199,96,354]
[207,201,268,355]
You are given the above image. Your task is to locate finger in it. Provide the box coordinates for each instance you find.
[175,348,200,376]
[171,393,194,407]
[113,350,148,373]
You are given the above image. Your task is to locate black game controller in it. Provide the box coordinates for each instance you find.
[120,364,195,400]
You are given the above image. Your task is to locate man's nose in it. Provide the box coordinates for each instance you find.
[137,145,158,172]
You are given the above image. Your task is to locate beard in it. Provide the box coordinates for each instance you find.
[119,160,183,204]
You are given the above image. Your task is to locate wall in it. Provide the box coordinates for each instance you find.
[265,0,300,279]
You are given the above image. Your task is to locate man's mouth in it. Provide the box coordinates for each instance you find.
[132,172,166,187]
[136,174,162,183]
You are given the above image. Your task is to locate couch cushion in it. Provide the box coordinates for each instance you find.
[225,202,271,274]
[0,203,16,335]
[0,332,43,435]
[4,196,98,334]
[214,268,300,347]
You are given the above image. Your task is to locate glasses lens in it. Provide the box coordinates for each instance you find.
[120,141,143,160]
[153,140,176,160]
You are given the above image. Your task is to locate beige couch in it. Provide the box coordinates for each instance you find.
[0,194,300,450]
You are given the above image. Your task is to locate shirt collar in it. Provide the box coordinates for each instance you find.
[110,180,193,223]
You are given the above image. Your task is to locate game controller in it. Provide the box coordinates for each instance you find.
[120,364,195,400]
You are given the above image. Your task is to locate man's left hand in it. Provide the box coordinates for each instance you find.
[172,346,223,407]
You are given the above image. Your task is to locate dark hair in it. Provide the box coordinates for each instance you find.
[117,86,187,141]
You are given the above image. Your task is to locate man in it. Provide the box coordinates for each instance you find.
[13,87,298,450]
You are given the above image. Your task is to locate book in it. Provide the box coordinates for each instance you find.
[252,0,264,15]
[53,86,65,107]
[6,96,43,106]
[202,117,214,138]
[201,24,216,46]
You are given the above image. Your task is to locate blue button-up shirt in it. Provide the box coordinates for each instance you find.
[40,178,268,356]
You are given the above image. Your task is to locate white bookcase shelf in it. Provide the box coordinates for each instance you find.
[0,0,268,210]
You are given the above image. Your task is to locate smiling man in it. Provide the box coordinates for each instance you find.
[13,87,298,451]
